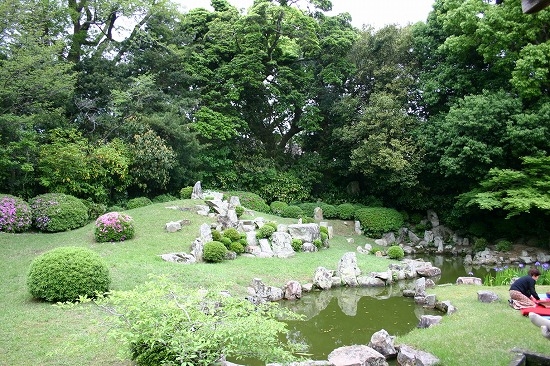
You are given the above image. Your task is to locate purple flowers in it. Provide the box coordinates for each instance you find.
[94,212,135,243]
[0,195,32,232]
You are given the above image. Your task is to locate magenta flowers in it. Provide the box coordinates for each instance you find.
[0,194,32,232]
[94,212,135,243]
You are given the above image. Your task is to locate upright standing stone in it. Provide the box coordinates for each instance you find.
[191,181,203,199]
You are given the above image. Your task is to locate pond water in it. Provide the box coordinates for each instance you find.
[233,255,493,365]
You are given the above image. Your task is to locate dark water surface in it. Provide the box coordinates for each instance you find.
[233,255,488,365]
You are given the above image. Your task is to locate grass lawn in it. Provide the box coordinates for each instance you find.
[1,199,549,365]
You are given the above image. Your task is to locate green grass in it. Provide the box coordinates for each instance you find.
[2,199,549,365]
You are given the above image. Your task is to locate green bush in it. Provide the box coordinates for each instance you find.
[83,200,107,221]
[107,205,125,212]
[265,221,278,230]
[27,246,111,302]
[30,193,89,232]
[313,239,322,249]
[222,228,241,242]
[211,229,222,242]
[270,201,288,215]
[203,241,227,263]
[387,245,405,260]
[336,203,356,220]
[126,197,153,210]
[473,238,488,252]
[152,194,177,203]
[220,237,232,249]
[291,238,303,252]
[224,191,270,213]
[0,194,32,232]
[235,205,245,217]
[180,186,193,199]
[320,203,337,219]
[354,207,404,237]
[320,226,328,235]
[100,279,302,366]
[256,225,276,239]
[298,202,318,217]
[321,232,328,242]
[496,240,513,252]
[230,241,245,254]
[94,212,135,242]
[281,205,303,219]
[301,217,315,223]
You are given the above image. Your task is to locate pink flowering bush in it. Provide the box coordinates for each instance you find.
[94,212,135,242]
[0,194,32,232]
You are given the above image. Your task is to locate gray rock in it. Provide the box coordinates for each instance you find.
[368,329,397,357]
[328,345,388,366]
[337,252,360,286]
[477,290,499,303]
[397,344,440,366]
[313,267,334,290]
[456,276,482,285]
[417,315,442,328]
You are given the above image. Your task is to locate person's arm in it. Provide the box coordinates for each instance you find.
[530,278,540,300]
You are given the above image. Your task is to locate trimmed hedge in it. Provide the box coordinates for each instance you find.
[29,193,89,232]
[281,205,303,219]
[27,246,111,302]
[336,203,356,220]
[354,207,404,237]
[126,197,153,210]
[203,241,227,263]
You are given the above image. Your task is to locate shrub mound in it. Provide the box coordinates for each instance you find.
[281,205,303,219]
[180,186,193,199]
[387,245,405,260]
[0,194,32,232]
[126,197,153,210]
[30,193,89,232]
[337,203,356,220]
[203,241,227,263]
[354,207,404,237]
[95,212,135,242]
[224,191,269,213]
[270,201,288,215]
[27,246,111,302]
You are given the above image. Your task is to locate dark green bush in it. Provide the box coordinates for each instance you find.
[27,246,111,302]
[291,238,303,252]
[281,205,303,219]
[83,200,107,221]
[386,245,405,260]
[320,203,337,219]
[220,237,232,249]
[180,186,193,199]
[298,202,318,217]
[203,241,228,263]
[473,238,488,252]
[223,228,241,242]
[336,203,356,220]
[94,212,135,242]
[126,197,153,210]
[270,201,288,216]
[354,207,404,237]
[256,225,276,239]
[224,191,270,213]
[152,194,177,203]
[496,240,513,252]
[230,241,245,254]
[0,194,32,232]
[30,193,89,232]
[211,229,222,242]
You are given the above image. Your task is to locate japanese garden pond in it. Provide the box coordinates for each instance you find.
[232,255,492,365]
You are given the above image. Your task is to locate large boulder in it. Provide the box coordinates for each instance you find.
[328,345,388,366]
[288,223,321,243]
[336,252,360,286]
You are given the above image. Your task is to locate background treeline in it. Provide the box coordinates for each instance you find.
[1,0,549,244]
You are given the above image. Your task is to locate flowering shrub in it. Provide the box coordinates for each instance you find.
[0,194,32,232]
[483,262,550,286]
[29,193,89,232]
[94,212,135,242]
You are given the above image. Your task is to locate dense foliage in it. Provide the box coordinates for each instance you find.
[0,194,32,232]
[355,207,404,237]
[27,246,111,302]
[202,241,228,263]
[29,193,89,232]
[1,0,550,245]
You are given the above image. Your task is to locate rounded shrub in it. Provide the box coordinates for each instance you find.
[223,191,270,213]
[281,205,304,219]
[473,238,488,252]
[291,238,303,252]
[220,237,232,249]
[319,226,329,235]
[270,201,288,216]
[313,239,322,249]
[30,193,89,232]
[235,205,245,218]
[126,197,153,210]
[0,194,32,232]
[203,241,228,263]
[386,245,405,260]
[27,246,111,302]
[354,207,404,237]
[211,229,222,242]
[153,194,177,203]
[222,228,241,242]
[180,186,193,199]
[265,221,278,230]
[496,240,513,252]
[83,200,107,221]
[94,212,135,242]
[298,202,318,217]
[337,203,356,220]
[320,203,337,219]
[230,241,245,254]
[301,217,315,223]
[256,225,276,239]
